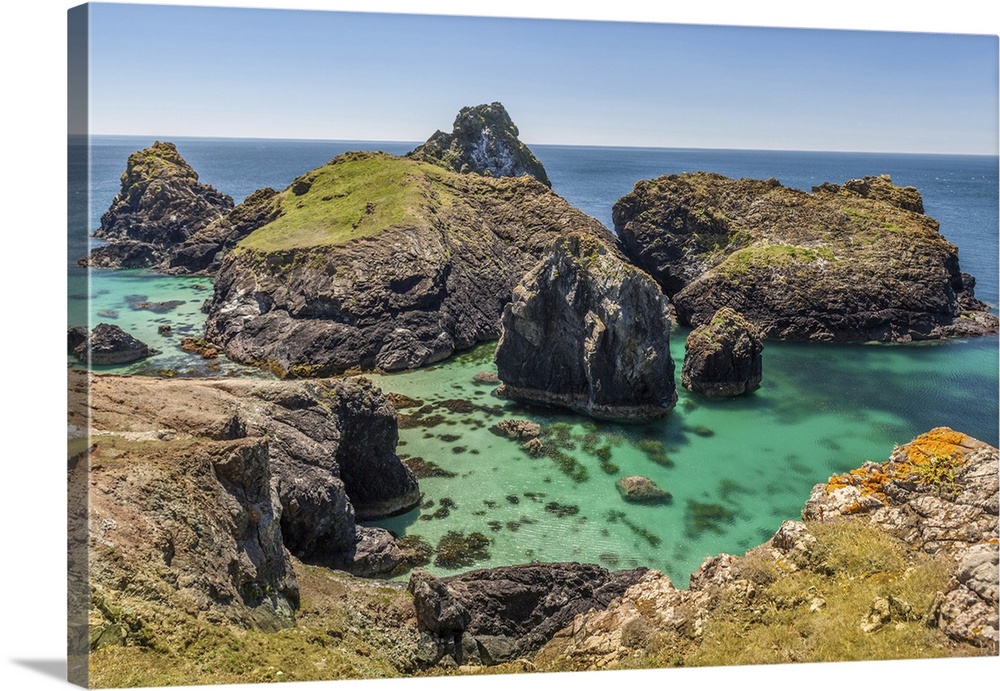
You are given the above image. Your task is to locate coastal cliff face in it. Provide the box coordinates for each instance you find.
[408,102,552,186]
[494,234,677,420]
[86,141,234,268]
[204,151,615,377]
[613,172,998,342]
[532,428,999,669]
[78,371,420,576]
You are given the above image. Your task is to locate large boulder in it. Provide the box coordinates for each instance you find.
[72,323,158,365]
[681,306,763,397]
[87,141,234,268]
[613,172,998,342]
[494,234,677,420]
[408,102,551,186]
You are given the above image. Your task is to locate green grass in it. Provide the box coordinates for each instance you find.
[715,242,824,277]
[237,152,461,252]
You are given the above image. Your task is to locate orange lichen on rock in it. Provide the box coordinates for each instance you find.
[824,427,970,501]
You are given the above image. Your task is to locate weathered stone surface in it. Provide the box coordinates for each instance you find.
[164,187,281,275]
[408,102,551,186]
[615,476,672,505]
[72,322,158,365]
[88,141,234,267]
[79,371,419,575]
[205,151,615,378]
[614,172,998,342]
[408,563,647,665]
[494,234,676,420]
[681,307,763,397]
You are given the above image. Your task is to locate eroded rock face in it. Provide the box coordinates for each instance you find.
[407,563,647,666]
[80,371,419,575]
[494,234,677,420]
[408,102,551,186]
[614,172,998,342]
[87,141,234,268]
[205,152,615,377]
[681,307,763,397]
[72,322,158,365]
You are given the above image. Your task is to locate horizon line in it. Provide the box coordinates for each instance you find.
[77,133,999,158]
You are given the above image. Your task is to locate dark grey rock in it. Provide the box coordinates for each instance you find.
[681,307,763,397]
[495,234,677,420]
[75,323,158,365]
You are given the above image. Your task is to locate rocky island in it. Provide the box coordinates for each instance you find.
[614,172,999,342]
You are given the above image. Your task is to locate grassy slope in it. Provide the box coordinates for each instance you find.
[236,152,462,252]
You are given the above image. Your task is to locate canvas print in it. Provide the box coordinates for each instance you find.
[66,2,999,688]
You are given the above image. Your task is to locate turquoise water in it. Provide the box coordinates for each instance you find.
[70,138,999,585]
[364,332,998,585]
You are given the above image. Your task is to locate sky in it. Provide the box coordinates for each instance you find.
[78,1,999,154]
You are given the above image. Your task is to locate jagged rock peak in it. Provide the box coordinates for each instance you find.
[408,102,552,186]
[92,140,234,256]
[494,233,677,420]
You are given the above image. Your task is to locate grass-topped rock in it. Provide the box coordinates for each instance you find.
[494,234,677,420]
[205,149,615,377]
[613,172,998,342]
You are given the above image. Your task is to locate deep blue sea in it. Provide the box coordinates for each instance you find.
[69,136,999,584]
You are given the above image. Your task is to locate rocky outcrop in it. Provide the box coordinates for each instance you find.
[614,172,998,342]
[494,234,677,420]
[79,371,420,575]
[71,322,158,365]
[86,141,234,268]
[616,476,672,505]
[164,187,282,275]
[204,150,615,377]
[533,428,999,668]
[408,102,551,186]
[681,307,763,397]
[408,563,648,665]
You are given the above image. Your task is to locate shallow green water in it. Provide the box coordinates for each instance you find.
[366,332,998,585]
[68,269,262,377]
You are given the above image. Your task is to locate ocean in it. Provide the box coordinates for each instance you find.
[70,136,999,584]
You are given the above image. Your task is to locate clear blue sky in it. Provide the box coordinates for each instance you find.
[83,2,998,154]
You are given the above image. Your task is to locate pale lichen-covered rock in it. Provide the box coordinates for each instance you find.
[614,172,998,341]
[681,306,763,397]
[615,476,672,505]
[408,102,551,186]
[494,234,677,420]
[77,371,420,576]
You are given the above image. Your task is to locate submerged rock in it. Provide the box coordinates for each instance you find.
[494,234,677,420]
[616,475,672,505]
[88,141,234,268]
[73,323,158,365]
[408,102,551,186]
[614,172,998,342]
[681,306,763,397]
